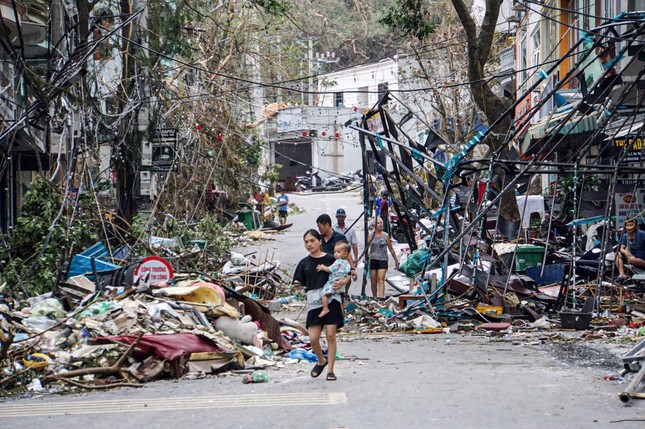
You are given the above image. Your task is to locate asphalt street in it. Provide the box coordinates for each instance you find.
[1,189,643,429]
[1,333,642,429]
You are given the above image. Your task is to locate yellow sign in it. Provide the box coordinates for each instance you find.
[614,136,644,151]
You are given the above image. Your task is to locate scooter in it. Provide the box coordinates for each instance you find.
[295,171,324,191]
[337,169,362,186]
[390,214,413,244]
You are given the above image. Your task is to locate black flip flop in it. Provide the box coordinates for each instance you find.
[311,360,328,378]
[326,372,337,381]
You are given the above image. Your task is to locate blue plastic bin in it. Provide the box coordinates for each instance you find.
[66,242,120,279]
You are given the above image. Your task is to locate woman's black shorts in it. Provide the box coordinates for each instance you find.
[306,299,344,329]
[370,259,388,270]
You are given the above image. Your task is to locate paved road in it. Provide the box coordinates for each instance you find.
[1,334,641,428]
[2,190,643,428]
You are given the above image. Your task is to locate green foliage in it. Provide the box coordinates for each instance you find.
[127,213,232,274]
[1,177,100,297]
[239,138,263,169]
[319,78,338,87]
[380,0,436,40]
[556,174,603,220]
[184,213,232,260]
[261,163,282,195]
[148,0,198,57]
[129,215,147,242]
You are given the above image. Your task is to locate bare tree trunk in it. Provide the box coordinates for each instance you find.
[450,0,519,222]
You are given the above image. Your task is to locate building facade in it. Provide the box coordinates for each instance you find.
[507,0,645,219]
[0,0,50,232]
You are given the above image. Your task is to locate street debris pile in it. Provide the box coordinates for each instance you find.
[0,244,311,394]
[2,228,645,399]
[335,12,645,344]
[0,187,309,396]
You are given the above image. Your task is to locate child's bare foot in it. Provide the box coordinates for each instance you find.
[318,307,330,317]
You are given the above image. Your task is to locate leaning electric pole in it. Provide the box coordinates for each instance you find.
[113,0,149,223]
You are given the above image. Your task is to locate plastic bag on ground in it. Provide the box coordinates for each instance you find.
[30,298,65,318]
[285,349,318,362]
[409,314,442,329]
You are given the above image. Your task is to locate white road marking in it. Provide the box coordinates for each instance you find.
[0,392,347,417]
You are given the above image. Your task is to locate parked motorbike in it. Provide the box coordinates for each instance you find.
[295,171,324,191]
[295,170,348,192]
[390,214,409,243]
[321,176,346,191]
[337,169,362,186]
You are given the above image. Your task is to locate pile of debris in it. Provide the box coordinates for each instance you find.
[331,260,645,336]
[0,258,311,394]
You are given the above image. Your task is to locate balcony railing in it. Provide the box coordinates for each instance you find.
[499,46,515,73]
[1,0,47,49]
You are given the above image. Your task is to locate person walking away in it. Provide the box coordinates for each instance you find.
[368,180,377,217]
[615,218,645,281]
[277,190,289,226]
[293,230,350,381]
[316,241,351,317]
[333,208,359,296]
[373,191,392,234]
[366,217,399,298]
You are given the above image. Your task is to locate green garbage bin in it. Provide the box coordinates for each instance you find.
[237,203,254,230]
[515,244,545,271]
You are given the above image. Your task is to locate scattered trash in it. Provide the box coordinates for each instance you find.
[285,349,318,362]
[2,195,645,401]
[242,369,269,384]
[0,255,292,394]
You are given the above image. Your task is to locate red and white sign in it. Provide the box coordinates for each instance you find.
[135,256,174,285]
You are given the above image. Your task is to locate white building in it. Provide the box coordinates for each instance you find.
[265,106,360,189]
[316,56,435,141]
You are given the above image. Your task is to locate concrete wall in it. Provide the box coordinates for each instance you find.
[268,106,363,177]
[317,59,400,111]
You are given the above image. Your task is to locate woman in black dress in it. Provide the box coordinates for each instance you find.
[293,229,348,381]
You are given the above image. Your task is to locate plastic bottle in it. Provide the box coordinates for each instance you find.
[242,369,269,384]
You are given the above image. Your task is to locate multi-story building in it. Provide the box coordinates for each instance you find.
[509,0,645,220]
[313,54,476,177]
[0,0,50,232]
[316,56,442,145]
